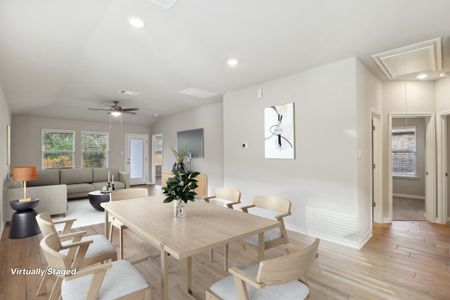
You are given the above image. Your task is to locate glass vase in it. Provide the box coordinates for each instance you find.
[174,199,187,218]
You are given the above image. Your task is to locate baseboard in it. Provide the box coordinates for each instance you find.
[358,229,373,249]
[285,223,369,250]
[383,217,392,223]
[447,217,450,223]
[393,193,425,200]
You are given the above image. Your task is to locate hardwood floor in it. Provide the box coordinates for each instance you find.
[1,206,449,299]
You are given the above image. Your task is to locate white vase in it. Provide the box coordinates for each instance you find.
[174,200,187,218]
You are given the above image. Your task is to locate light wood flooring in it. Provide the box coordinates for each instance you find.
[1,204,450,299]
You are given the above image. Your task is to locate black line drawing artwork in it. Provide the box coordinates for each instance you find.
[265,105,294,148]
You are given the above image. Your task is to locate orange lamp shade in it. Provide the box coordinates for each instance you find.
[12,166,37,182]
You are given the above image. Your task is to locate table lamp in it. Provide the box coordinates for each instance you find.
[12,166,37,202]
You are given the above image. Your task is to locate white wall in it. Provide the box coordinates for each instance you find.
[223,58,371,248]
[0,84,11,233]
[392,117,426,198]
[151,102,224,192]
[11,115,151,173]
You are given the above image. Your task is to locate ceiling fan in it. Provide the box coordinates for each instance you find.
[88,101,139,116]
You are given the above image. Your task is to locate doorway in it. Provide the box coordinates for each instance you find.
[437,112,450,224]
[388,114,436,222]
[371,111,383,223]
[125,134,149,186]
[151,134,163,185]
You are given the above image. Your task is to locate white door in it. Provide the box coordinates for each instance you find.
[125,134,149,185]
[371,113,383,223]
[424,116,437,222]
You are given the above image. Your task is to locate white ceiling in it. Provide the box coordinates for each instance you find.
[1,0,450,125]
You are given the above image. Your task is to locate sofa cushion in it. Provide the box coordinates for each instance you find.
[92,168,119,183]
[60,168,93,184]
[28,169,60,187]
[67,183,95,195]
[92,181,125,191]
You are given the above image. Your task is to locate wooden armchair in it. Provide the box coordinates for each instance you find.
[35,213,117,297]
[206,239,320,300]
[204,187,242,269]
[109,188,149,259]
[241,196,291,259]
[40,232,151,300]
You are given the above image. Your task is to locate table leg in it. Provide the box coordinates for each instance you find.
[257,232,265,261]
[160,246,169,300]
[104,210,109,238]
[184,256,192,294]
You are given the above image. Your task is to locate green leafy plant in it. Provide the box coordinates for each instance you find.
[162,168,200,204]
[171,147,186,163]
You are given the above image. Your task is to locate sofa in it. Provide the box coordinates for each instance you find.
[5,168,130,221]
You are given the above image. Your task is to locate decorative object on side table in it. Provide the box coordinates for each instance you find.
[12,166,37,201]
[171,147,187,171]
[9,198,40,239]
[162,168,199,218]
[88,190,111,211]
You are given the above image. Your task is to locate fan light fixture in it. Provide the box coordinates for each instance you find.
[111,111,122,117]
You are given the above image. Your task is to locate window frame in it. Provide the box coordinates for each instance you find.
[80,131,110,168]
[41,129,76,169]
[391,126,418,178]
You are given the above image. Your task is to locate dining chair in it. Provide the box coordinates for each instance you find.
[109,188,149,259]
[35,213,117,297]
[206,238,320,300]
[241,196,291,259]
[204,187,242,270]
[40,232,151,300]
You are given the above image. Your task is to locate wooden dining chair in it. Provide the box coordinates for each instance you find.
[35,213,117,297]
[241,196,291,259]
[109,188,149,259]
[206,238,320,300]
[204,187,242,270]
[40,232,151,300]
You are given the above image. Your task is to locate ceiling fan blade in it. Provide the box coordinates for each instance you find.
[89,108,111,111]
[122,111,137,115]
[121,108,139,111]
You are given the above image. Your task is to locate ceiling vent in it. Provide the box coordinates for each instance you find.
[180,88,217,99]
[371,38,442,80]
[150,0,177,9]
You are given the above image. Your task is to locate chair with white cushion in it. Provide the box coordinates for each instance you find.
[36,213,117,298]
[109,188,149,259]
[206,238,319,300]
[204,187,241,270]
[40,232,151,300]
[241,196,291,260]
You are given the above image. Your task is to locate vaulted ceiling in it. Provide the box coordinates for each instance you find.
[1,0,450,125]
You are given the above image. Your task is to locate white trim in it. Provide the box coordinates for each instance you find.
[80,131,110,168]
[151,133,163,185]
[0,222,4,239]
[393,193,425,200]
[371,111,383,223]
[41,128,76,169]
[436,111,450,224]
[285,223,371,250]
[383,217,393,223]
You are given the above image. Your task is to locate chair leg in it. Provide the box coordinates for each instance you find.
[108,222,114,242]
[210,248,214,263]
[49,277,62,300]
[36,270,49,296]
[224,244,229,271]
[144,287,152,300]
[119,226,124,260]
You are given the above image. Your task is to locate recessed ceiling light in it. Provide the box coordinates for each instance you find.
[128,16,145,29]
[227,58,238,67]
[119,90,139,96]
[440,73,446,78]
[111,111,122,117]
[154,114,159,117]
[416,73,428,80]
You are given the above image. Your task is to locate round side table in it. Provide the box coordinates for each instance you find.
[88,190,111,211]
[9,198,41,239]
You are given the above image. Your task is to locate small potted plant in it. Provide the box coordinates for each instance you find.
[171,147,187,171]
[162,168,199,218]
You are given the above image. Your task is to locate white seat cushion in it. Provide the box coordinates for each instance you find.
[210,264,309,300]
[61,260,149,300]
[62,234,115,258]
[244,228,282,245]
[209,198,232,207]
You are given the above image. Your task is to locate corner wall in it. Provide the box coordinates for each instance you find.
[0,84,11,234]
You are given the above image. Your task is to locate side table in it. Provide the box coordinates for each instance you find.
[9,198,41,239]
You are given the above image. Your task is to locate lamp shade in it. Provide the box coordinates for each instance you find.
[12,166,37,182]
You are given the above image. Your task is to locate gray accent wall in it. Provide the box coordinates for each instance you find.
[151,102,224,193]
[0,84,11,229]
[11,115,151,172]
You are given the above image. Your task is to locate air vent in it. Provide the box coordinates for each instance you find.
[150,0,177,9]
[372,38,442,80]
[180,88,217,99]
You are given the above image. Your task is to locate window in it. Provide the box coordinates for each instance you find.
[42,129,75,169]
[81,132,109,168]
[392,127,417,177]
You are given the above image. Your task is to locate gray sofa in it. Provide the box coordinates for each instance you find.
[5,168,130,221]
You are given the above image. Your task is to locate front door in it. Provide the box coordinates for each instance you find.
[125,134,149,185]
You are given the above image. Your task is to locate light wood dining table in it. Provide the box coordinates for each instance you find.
[103,196,280,300]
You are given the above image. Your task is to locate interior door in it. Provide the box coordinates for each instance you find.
[125,134,149,185]
[425,116,437,222]
[371,113,382,223]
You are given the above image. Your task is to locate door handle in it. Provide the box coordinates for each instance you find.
[426,171,429,175]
